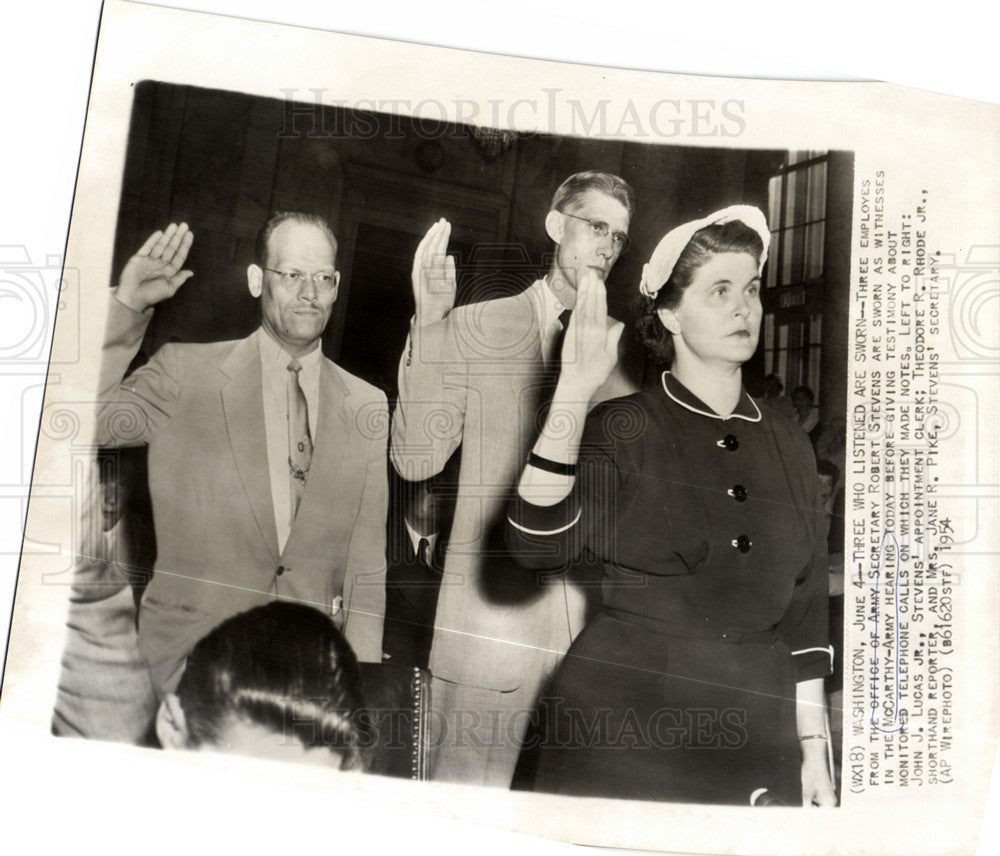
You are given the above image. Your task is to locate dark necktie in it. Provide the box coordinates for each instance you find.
[287,359,313,522]
[551,308,573,369]
[417,537,432,568]
[538,308,573,431]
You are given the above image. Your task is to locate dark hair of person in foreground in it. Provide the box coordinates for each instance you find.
[157,601,370,770]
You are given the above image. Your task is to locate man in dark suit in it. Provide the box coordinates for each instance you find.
[98,215,387,697]
[382,456,458,668]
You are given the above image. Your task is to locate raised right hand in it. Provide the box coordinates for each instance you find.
[411,218,456,327]
[116,223,194,313]
[557,268,624,401]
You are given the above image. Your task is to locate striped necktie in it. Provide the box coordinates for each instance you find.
[287,359,313,522]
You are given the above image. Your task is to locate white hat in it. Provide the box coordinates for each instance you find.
[639,205,770,299]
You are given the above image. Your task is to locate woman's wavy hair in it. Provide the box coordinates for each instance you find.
[175,601,370,770]
[636,219,765,368]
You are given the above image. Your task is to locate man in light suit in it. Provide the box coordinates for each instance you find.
[98,215,387,697]
[391,172,637,786]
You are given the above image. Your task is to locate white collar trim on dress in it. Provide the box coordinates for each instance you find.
[660,371,762,422]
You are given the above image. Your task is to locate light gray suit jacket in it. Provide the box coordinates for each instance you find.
[391,284,635,692]
[98,296,387,694]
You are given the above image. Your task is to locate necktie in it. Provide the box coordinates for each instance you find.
[543,307,573,367]
[417,537,431,568]
[287,359,313,522]
[552,307,573,368]
[538,309,573,431]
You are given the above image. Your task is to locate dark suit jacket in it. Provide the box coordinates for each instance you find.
[98,295,387,694]
[382,533,445,669]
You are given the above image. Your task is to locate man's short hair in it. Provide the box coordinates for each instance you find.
[175,601,369,768]
[254,211,338,267]
[549,171,637,218]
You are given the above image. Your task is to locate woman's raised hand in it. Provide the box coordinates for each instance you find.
[557,268,624,401]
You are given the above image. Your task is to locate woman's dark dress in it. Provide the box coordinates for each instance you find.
[507,373,831,805]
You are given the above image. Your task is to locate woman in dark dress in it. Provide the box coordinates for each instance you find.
[507,206,836,806]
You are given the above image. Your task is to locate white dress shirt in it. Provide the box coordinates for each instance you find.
[257,328,322,552]
[527,278,568,366]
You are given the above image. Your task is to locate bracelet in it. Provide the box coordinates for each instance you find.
[798,734,828,742]
[527,451,577,477]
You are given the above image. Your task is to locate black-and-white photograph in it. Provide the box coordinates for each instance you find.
[2,3,997,855]
[53,77,854,805]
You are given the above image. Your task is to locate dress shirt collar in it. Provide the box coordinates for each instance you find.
[538,276,567,332]
[530,278,569,366]
[661,371,762,422]
[526,278,567,339]
[403,519,439,560]
[256,327,323,376]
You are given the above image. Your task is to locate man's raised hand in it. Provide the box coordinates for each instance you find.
[116,223,195,313]
[412,218,456,327]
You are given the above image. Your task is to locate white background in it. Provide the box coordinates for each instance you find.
[1,2,997,854]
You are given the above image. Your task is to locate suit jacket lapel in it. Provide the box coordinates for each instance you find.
[220,335,280,563]
[492,289,548,406]
[474,289,545,367]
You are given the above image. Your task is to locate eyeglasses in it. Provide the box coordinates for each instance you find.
[265,268,339,290]
[560,211,630,255]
